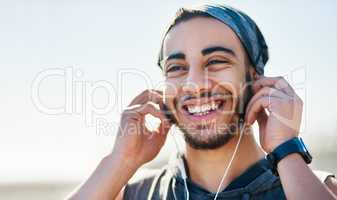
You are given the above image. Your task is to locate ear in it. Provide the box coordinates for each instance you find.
[248,66,259,81]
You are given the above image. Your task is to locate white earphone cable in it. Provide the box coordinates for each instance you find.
[213,121,246,200]
[170,121,246,200]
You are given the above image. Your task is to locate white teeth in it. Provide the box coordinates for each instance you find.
[211,102,216,110]
[187,102,220,115]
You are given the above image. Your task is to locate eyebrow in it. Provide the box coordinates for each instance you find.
[163,45,236,65]
[165,52,185,62]
[201,46,236,57]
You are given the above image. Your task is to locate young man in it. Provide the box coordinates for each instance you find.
[68,4,337,200]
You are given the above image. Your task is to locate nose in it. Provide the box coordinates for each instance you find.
[182,68,211,96]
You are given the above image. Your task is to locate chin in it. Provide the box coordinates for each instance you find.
[177,122,237,150]
[183,128,235,150]
[165,90,240,149]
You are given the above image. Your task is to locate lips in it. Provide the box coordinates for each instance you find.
[179,92,232,121]
[182,100,224,116]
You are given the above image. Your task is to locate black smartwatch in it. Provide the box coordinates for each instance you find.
[266,137,312,176]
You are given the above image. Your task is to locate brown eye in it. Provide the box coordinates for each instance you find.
[205,59,229,67]
[166,65,185,73]
[165,64,188,78]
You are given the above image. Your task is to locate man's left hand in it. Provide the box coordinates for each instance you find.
[245,75,303,153]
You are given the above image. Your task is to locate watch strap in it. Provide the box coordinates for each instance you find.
[266,137,312,175]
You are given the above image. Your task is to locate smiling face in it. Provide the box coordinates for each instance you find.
[161,16,254,149]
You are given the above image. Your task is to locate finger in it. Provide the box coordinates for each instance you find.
[122,102,168,136]
[144,105,172,139]
[252,76,294,96]
[147,118,171,140]
[256,107,268,126]
[257,108,268,147]
[246,96,281,125]
[144,123,169,146]
[128,89,164,107]
[158,115,172,134]
[245,86,287,120]
[128,89,163,106]
[154,89,163,95]
[128,90,150,106]
[124,102,163,120]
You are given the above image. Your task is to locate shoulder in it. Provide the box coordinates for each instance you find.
[123,168,166,200]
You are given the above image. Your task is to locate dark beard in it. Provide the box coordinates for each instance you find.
[181,125,236,150]
[162,98,239,150]
[162,73,252,150]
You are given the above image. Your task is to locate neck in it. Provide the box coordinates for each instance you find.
[184,127,265,193]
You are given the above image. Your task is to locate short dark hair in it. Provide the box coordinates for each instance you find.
[157,8,213,69]
[157,4,268,75]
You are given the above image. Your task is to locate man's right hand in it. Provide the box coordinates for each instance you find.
[67,90,172,200]
[111,89,172,168]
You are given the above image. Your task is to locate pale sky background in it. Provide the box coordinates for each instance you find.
[0,0,337,184]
